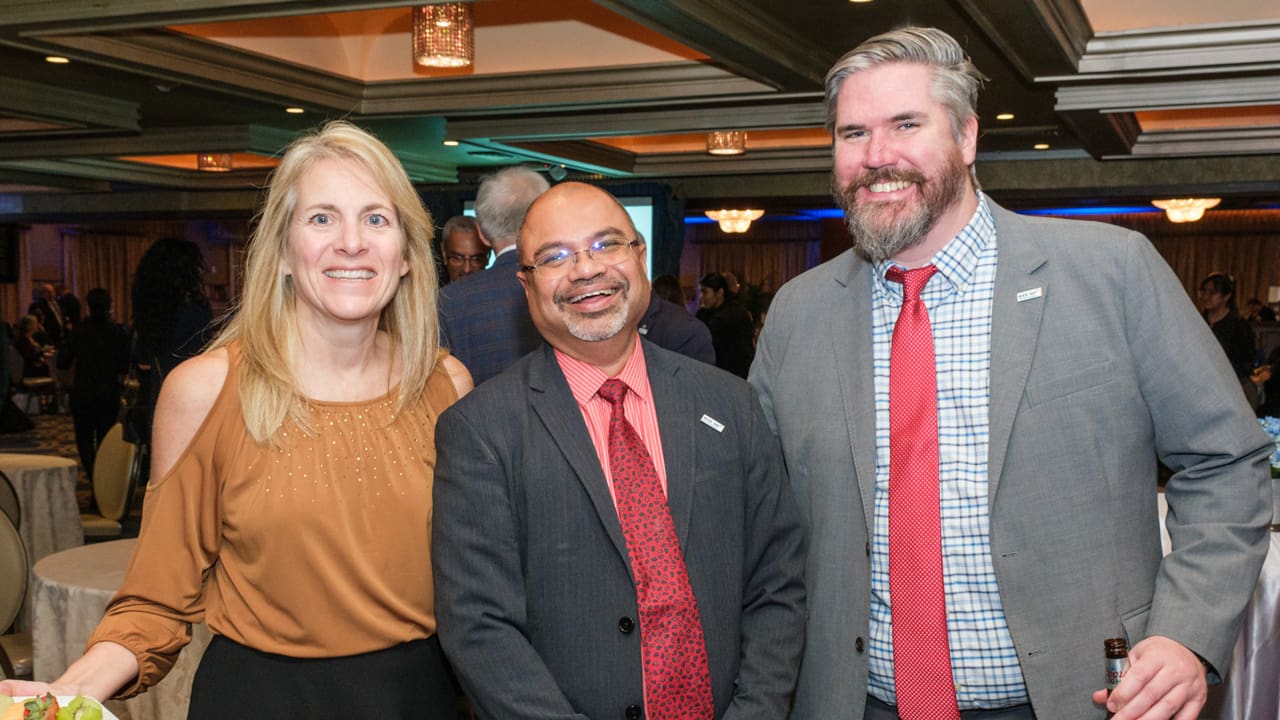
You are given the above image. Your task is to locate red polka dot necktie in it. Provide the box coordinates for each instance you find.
[598,378,714,720]
[885,266,959,720]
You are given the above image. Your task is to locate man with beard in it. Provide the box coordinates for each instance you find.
[749,26,1270,720]
[433,182,805,720]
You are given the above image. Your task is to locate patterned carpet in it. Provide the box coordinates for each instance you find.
[0,410,77,459]
[0,410,101,514]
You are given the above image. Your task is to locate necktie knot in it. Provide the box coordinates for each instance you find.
[598,378,628,406]
[886,264,938,303]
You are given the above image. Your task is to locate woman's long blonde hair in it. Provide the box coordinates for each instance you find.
[209,120,440,443]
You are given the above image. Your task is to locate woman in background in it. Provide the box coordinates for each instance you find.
[1,120,472,717]
[127,237,215,451]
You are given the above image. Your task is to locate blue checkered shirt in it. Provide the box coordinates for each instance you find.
[866,193,1030,708]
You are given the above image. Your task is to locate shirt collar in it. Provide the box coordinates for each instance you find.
[555,336,651,407]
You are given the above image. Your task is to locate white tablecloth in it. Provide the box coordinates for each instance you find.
[32,539,211,720]
[1159,494,1280,719]
[0,452,83,565]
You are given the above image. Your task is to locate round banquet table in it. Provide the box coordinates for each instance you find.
[0,452,83,629]
[0,452,83,566]
[31,539,210,720]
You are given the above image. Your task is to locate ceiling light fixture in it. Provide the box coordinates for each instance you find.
[45,56,70,64]
[995,113,1014,121]
[196,152,233,172]
[412,3,474,69]
[1034,143,1050,150]
[1152,197,1220,223]
[442,139,460,147]
[285,107,305,114]
[705,209,764,233]
[706,131,747,156]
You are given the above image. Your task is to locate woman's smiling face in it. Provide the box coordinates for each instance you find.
[283,156,409,329]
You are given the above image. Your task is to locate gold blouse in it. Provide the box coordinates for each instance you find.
[88,344,459,697]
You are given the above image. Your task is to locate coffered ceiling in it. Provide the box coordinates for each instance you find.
[1,0,1279,220]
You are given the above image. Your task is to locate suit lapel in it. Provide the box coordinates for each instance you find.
[527,345,631,561]
[986,205,1048,502]
[646,342,696,548]
[830,252,880,533]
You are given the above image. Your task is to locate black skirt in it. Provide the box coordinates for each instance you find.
[187,634,458,719]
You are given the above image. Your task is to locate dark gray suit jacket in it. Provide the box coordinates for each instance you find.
[750,200,1272,720]
[438,251,543,385]
[433,340,806,720]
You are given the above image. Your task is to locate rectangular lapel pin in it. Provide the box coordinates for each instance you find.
[1016,287,1043,303]
[700,414,725,433]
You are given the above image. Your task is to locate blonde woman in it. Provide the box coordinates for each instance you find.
[2,121,472,716]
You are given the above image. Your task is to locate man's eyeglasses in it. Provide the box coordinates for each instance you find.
[446,253,489,267]
[520,239,643,274]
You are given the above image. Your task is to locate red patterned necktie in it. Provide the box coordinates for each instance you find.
[598,378,714,720]
[885,265,959,720]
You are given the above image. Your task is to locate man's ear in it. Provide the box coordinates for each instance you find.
[475,225,493,249]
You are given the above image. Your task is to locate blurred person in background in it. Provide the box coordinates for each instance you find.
[127,237,215,453]
[57,288,130,481]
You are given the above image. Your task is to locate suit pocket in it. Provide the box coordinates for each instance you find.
[1024,359,1116,407]
[1119,602,1152,647]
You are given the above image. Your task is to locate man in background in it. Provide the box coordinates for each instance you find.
[698,272,754,378]
[751,26,1271,720]
[440,214,490,284]
[438,166,549,385]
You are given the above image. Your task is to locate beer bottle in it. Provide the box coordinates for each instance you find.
[1104,637,1130,718]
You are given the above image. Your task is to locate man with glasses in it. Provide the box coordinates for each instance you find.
[433,182,806,720]
[440,214,490,283]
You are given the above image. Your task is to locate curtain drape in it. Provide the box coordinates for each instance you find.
[1067,211,1280,307]
[68,231,155,327]
[681,221,821,293]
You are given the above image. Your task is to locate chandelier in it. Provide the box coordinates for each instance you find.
[704,209,764,233]
[1151,198,1220,223]
[196,152,233,172]
[413,3,474,69]
[706,131,746,156]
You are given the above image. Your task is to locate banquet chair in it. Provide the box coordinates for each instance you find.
[0,470,18,530]
[0,512,33,679]
[7,345,56,416]
[81,423,138,541]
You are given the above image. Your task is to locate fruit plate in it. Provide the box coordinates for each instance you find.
[2,696,119,720]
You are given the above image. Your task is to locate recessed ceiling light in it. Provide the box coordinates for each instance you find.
[996,113,1015,121]
[442,140,460,147]
[849,0,874,3]
[285,107,305,114]
[1034,143,1051,150]
[45,56,70,64]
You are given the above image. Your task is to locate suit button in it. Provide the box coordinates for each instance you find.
[625,704,642,719]
[855,636,865,653]
[618,616,635,634]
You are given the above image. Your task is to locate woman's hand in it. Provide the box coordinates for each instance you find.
[0,679,70,698]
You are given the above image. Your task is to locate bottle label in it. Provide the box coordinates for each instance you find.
[1105,657,1130,690]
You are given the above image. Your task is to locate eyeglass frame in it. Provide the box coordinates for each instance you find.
[518,238,644,274]
[445,251,491,267]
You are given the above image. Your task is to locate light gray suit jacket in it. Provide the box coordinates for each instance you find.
[749,200,1272,720]
[433,340,806,720]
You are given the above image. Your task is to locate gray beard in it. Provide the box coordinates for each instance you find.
[832,158,968,263]
[565,305,628,342]
[558,281,631,342]
[842,199,935,263]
